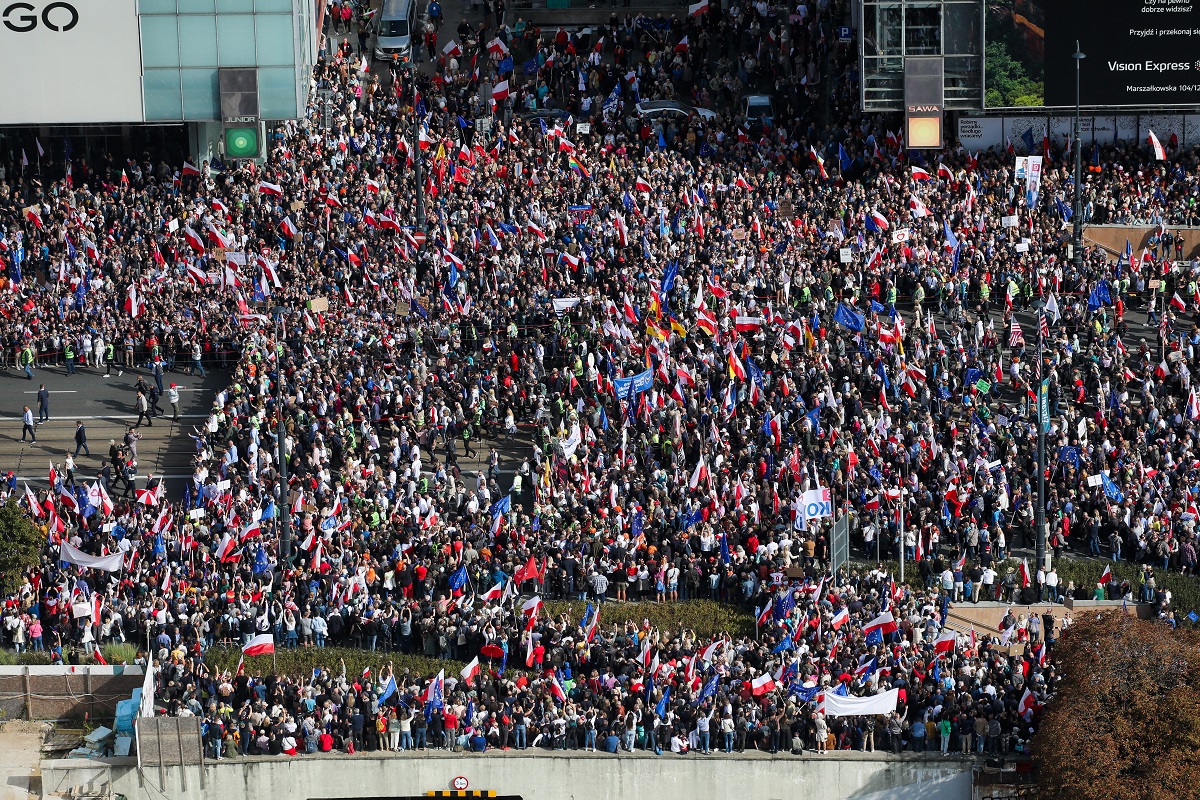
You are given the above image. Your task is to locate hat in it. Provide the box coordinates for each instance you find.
[170,383,177,388]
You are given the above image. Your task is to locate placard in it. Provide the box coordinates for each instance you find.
[168,219,180,233]
[576,123,591,135]
[308,297,329,313]
[216,479,231,491]
[72,602,93,619]
[1001,215,1019,228]
[189,508,206,520]
[1015,242,1029,253]
[839,247,852,263]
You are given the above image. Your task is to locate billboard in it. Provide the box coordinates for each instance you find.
[986,0,1200,109]
[0,0,144,123]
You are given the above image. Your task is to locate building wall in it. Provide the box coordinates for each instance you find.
[138,0,315,122]
[42,752,974,800]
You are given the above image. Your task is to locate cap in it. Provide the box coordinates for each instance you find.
[170,383,177,388]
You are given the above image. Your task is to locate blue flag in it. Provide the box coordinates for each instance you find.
[253,545,270,574]
[694,674,720,705]
[489,495,511,518]
[1101,473,1124,504]
[772,633,794,653]
[1020,127,1036,153]
[865,628,883,645]
[655,686,670,717]
[719,532,730,564]
[448,565,469,591]
[377,674,397,704]
[839,143,851,172]
[833,303,864,331]
[497,56,513,74]
[789,683,820,703]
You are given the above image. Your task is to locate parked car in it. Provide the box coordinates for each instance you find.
[635,100,717,121]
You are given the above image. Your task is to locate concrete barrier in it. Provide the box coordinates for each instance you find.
[1084,224,1200,260]
[42,751,976,800]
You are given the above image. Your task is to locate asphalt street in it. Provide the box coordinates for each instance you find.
[0,361,227,495]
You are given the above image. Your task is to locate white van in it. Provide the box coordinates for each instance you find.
[372,0,417,63]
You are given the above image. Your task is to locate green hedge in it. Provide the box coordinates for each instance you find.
[543,599,756,639]
[201,646,466,682]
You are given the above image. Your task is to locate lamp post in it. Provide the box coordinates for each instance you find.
[1072,42,1085,275]
[409,66,426,230]
[272,304,292,563]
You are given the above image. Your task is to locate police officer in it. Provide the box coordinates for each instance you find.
[19,343,34,380]
[104,340,117,377]
[63,337,77,375]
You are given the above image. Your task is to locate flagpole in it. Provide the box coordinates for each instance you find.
[1036,333,1047,572]
[897,490,904,584]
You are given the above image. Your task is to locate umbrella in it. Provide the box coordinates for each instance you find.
[480,643,504,659]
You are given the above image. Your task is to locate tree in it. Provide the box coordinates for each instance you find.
[0,500,43,594]
[1033,610,1200,800]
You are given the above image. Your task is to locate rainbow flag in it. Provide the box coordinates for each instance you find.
[568,156,590,179]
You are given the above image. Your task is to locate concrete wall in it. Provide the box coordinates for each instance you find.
[42,752,974,800]
[1084,225,1200,260]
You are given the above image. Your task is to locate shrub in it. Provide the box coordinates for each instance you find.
[201,645,465,683]
[542,599,756,639]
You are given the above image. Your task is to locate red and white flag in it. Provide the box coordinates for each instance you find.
[241,633,275,656]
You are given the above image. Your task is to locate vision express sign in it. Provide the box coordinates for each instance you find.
[0,0,144,123]
[1045,0,1200,107]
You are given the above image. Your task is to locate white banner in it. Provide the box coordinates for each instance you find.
[801,487,832,520]
[60,541,126,572]
[552,297,581,315]
[559,422,582,460]
[0,0,144,124]
[823,687,900,717]
[956,117,1003,151]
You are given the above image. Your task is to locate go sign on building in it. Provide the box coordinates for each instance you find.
[0,0,145,123]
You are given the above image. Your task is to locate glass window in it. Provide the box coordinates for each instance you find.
[255,14,295,66]
[216,0,250,13]
[258,66,297,118]
[178,15,217,66]
[176,0,215,11]
[904,4,941,56]
[143,69,183,120]
[217,15,257,65]
[138,0,177,13]
[141,15,180,67]
[181,68,220,119]
[944,1,980,56]
[255,0,291,11]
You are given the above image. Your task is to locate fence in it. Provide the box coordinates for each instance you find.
[0,665,143,722]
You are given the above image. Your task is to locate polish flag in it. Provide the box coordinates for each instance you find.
[635,176,652,193]
[688,0,709,14]
[460,656,481,686]
[480,582,505,603]
[364,177,381,193]
[492,80,510,102]
[867,209,889,230]
[257,181,283,196]
[242,633,275,656]
[933,630,957,655]
[830,607,849,630]
[521,596,544,616]
[749,672,776,696]
[1148,129,1166,161]
[910,165,932,181]
[689,458,709,490]
[1098,565,1113,585]
[124,284,143,318]
[1018,687,1039,716]
[863,611,898,636]
[1171,292,1187,312]
[1018,558,1031,588]
[181,161,201,177]
[181,226,206,253]
[24,483,42,518]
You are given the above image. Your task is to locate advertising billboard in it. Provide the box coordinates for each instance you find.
[0,0,144,124]
[986,0,1200,109]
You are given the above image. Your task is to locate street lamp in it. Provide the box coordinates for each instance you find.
[1072,42,1085,275]
[271,304,292,563]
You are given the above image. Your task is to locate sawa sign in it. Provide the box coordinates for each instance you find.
[0,0,144,123]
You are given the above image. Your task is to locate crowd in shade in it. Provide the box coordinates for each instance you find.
[0,0,1197,762]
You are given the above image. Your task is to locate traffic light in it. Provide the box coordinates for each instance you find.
[224,126,260,159]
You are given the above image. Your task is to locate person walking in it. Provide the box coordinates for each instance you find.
[20,406,36,443]
[63,337,77,375]
[74,421,91,457]
[167,383,180,421]
[152,357,165,394]
[135,390,153,427]
[104,340,117,377]
[36,384,49,423]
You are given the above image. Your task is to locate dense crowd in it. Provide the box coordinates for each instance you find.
[1,0,1197,764]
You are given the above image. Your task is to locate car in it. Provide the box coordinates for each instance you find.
[741,94,775,123]
[515,109,574,127]
[634,100,718,122]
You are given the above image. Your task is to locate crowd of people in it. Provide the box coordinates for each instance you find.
[0,0,1196,765]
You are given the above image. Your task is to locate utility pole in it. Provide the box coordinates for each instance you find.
[273,306,291,563]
